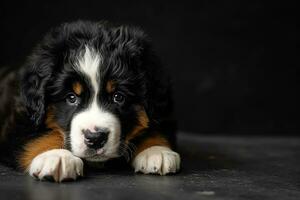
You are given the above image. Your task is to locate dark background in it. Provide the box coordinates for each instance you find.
[0,1,298,135]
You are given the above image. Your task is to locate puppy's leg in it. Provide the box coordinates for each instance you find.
[18,130,83,182]
[131,134,180,175]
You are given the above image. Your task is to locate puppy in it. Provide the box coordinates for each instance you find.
[0,21,180,182]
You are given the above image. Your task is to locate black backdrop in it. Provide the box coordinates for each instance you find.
[0,1,298,135]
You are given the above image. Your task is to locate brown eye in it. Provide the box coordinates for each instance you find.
[113,92,125,104]
[66,93,78,105]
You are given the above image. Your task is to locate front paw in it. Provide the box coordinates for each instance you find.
[28,149,83,182]
[132,146,180,175]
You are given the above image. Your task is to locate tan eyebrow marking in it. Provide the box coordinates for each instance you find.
[72,82,83,95]
[106,80,116,93]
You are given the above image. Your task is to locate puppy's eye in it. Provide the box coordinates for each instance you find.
[113,92,125,104]
[66,93,78,105]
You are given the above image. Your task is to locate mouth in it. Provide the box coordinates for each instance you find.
[83,148,107,160]
[70,135,121,162]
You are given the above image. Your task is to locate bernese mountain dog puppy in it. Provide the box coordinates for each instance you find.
[0,21,180,182]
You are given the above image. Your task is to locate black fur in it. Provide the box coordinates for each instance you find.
[0,20,176,169]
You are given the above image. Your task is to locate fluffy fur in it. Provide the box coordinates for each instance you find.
[0,20,180,182]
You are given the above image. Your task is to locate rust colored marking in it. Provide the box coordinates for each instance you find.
[18,130,64,171]
[73,82,83,95]
[106,80,116,93]
[125,107,149,142]
[18,106,64,171]
[133,134,171,157]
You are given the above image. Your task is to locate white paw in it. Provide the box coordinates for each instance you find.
[132,146,180,175]
[28,149,83,182]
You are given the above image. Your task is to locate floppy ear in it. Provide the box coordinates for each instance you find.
[20,54,54,127]
[144,66,174,124]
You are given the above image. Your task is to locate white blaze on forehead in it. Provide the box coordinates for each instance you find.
[70,45,121,161]
[76,46,101,94]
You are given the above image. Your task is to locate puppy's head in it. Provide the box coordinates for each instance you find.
[21,21,172,162]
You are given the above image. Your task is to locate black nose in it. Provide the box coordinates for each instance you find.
[83,128,109,149]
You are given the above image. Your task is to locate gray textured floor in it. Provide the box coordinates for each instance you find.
[0,133,300,200]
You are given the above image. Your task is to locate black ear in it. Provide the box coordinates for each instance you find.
[19,22,68,127]
[144,64,174,123]
[20,52,54,127]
